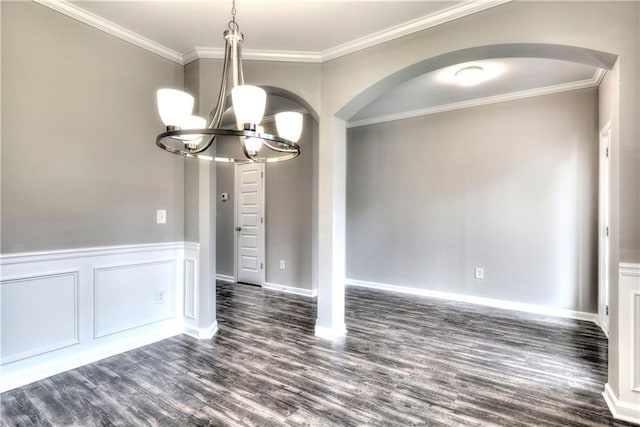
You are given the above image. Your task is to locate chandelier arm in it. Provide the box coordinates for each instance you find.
[209,39,233,130]
[261,139,300,154]
[237,39,245,86]
[190,33,236,155]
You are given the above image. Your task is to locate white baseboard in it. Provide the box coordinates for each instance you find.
[216,274,235,283]
[314,324,347,341]
[603,383,640,425]
[263,281,317,297]
[182,321,219,340]
[346,278,598,324]
[0,325,181,393]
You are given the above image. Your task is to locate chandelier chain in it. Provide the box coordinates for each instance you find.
[228,0,239,31]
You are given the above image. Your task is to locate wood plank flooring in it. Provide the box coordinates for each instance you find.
[1,282,632,426]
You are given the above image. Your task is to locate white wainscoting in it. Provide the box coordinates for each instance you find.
[0,242,201,392]
[604,262,640,425]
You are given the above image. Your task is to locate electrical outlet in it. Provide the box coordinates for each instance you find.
[475,267,484,279]
[280,260,286,270]
[156,209,167,224]
[155,290,166,304]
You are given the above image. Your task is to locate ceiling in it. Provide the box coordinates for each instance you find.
[70,1,466,54]
[54,1,603,123]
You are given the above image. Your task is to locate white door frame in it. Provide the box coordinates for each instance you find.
[233,163,266,286]
[598,120,611,335]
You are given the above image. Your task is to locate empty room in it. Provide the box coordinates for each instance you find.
[1,0,639,425]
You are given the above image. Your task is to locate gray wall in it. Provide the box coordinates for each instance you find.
[216,114,315,290]
[1,2,185,253]
[264,114,314,289]
[346,89,599,312]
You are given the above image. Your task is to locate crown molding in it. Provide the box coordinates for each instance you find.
[347,69,605,128]
[185,47,321,64]
[34,0,184,65]
[320,0,513,62]
[34,0,512,66]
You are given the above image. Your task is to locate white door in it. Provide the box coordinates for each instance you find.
[598,122,611,334]
[235,163,265,286]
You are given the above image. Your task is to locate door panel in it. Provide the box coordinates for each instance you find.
[235,163,265,285]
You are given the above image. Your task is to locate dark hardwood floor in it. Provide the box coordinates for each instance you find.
[1,282,632,426]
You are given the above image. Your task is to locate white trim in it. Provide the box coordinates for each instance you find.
[34,0,511,65]
[0,326,180,393]
[621,263,640,277]
[321,0,511,62]
[216,274,235,283]
[263,282,318,298]
[314,324,347,341]
[184,258,198,319]
[593,67,607,85]
[33,0,184,65]
[347,74,604,128]
[185,47,321,64]
[603,383,640,425]
[346,279,598,323]
[182,321,219,340]
[0,241,193,265]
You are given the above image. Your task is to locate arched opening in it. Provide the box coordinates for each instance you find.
[336,43,617,121]
[334,44,617,307]
[334,41,618,387]
[215,86,320,295]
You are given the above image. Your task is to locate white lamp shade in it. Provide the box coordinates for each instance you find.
[232,85,266,126]
[177,115,207,143]
[275,112,303,143]
[244,125,264,153]
[157,89,194,127]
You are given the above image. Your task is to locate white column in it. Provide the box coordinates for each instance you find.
[196,160,218,336]
[315,116,347,340]
[603,262,640,424]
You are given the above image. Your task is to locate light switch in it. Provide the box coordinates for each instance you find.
[157,209,167,224]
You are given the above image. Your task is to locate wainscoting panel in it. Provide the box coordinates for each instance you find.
[94,261,175,338]
[183,258,197,319]
[0,271,79,364]
[0,242,201,392]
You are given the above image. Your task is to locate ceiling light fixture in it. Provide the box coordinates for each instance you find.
[454,65,485,86]
[155,0,302,163]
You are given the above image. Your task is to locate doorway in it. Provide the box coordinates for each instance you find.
[234,162,266,286]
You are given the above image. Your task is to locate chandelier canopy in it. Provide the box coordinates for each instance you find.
[155,0,302,163]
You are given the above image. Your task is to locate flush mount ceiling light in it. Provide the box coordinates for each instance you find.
[155,0,302,163]
[454,65,485,86]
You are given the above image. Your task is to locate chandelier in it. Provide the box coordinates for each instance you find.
[155,0,302,163]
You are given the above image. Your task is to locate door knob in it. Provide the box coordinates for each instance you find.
[235,226,242,231]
